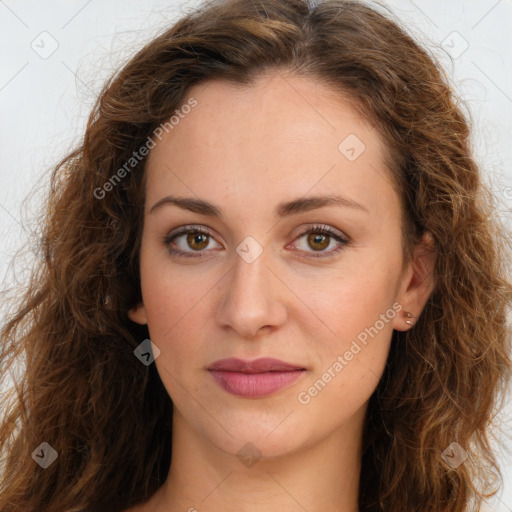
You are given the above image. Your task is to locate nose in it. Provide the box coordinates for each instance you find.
[215,247,288,340]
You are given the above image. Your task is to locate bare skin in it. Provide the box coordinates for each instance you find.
[125,69,436,512]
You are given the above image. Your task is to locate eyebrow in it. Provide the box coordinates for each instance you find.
[149,194,369,218]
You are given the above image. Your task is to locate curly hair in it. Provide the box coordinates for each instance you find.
[1,0,511,511]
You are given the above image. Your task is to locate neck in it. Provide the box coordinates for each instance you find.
[149,407,365,512]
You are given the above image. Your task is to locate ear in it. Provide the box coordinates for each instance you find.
[128,302,148,325]
[393,230,437,332]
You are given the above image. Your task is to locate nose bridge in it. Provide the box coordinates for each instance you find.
[231,240,268,299]
[216,238,287,337]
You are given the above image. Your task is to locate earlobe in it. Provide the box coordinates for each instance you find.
[128,302,148,325]
[393,230,437,331]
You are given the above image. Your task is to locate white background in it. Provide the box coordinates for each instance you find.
[1,1,511,510]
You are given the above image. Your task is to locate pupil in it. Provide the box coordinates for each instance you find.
[310,233,328,251]
[189,233,208,250]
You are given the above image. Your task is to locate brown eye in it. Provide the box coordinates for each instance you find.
[306,232,330,251]
[164,226,221,257]
[164,224,349,259]
[186,232,209,251]
[291,224,349,259]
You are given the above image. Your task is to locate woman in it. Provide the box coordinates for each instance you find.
[1,0,510,511]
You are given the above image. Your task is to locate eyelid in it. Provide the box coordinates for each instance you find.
[162,224,222,258]
[291,223,347,242]
[163,223,349,258]
[288,224,349,259]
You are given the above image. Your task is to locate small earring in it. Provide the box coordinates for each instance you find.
[404,311,414,326]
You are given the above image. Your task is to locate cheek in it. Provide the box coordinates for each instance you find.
[295,257,400,401]
[140,280,208,367]
[140,269,210,401]
[138,232,213,330]
[300,257,399,344]
[137,248,199,360]
[295,300,395,425]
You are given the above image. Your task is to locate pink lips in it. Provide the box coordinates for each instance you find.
[208,357,306,398]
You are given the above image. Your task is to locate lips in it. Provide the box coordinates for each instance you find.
[208,357,305,373]
[208,357,306,398]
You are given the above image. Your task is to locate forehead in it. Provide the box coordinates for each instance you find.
[144,71,399,223]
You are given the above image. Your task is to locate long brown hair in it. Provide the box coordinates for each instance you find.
[1,0,511,511]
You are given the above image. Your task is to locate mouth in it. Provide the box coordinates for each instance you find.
[207,357,307,398]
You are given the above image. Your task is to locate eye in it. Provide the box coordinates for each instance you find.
[163,225,221,258]
[289,224,349,259]
[163,223,349,259]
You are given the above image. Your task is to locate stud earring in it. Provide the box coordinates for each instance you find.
[404,311,414,326]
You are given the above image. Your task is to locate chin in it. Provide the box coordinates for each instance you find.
[200,413,314,462]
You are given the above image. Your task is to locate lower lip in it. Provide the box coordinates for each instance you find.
[209,370,305,398]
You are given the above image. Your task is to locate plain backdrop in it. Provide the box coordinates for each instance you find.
[1,0,511,510]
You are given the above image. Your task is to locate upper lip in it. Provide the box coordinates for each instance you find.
[208,357,305,373]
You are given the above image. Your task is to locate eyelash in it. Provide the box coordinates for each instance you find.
[163,224,349,259]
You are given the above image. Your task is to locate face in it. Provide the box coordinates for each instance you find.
[128,70,432,459]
